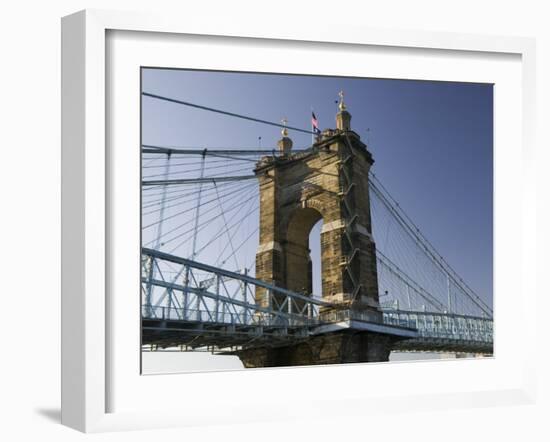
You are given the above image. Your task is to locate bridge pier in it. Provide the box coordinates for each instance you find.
[236,331,395,368]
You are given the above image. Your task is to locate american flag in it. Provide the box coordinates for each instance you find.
[311,111,321,135]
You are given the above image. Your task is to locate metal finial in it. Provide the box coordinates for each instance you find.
[338,90,346,111]
[281,117,288,137]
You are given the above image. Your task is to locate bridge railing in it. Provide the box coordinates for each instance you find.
[142,305,322,328]
[382,310,493,344]
[141,248,333,329]
[318,308,383,324]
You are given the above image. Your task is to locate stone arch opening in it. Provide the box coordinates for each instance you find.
[284,207,323,296]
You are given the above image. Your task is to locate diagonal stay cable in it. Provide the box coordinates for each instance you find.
[142,92,316,135]
[190,197,259,258]
[369,176,492,317]
[143,179,250,216]
[143,160,257,179]
[142,145,286,156]
[142,175,257,186]
[143,180,233,199]
[144,182,257,239]
[142,180,242,211]
[161,186,259,251]
[218,226,259,270]
[214,188,258,269]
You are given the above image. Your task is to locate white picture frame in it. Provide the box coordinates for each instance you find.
[61,9,537,433]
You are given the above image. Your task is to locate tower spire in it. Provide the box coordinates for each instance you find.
[277,117,293,155]
[336,90,351,131]
[281,117,289,137]
[338,90,347,112]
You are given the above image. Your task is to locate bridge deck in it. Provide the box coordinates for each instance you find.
[142,307,492,355]
[142,315,417,351]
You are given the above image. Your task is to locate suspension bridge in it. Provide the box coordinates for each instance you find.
[141,91,493,367]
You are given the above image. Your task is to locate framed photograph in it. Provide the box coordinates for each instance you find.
[61,9,537,433]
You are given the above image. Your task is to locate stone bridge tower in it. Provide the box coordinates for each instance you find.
[238,95,394,367]
[255,97,380,317]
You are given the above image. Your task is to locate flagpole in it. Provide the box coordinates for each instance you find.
[310,106,314,146]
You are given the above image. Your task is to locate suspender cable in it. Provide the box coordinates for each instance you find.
[146,152,172,314]
[183,154,206,318]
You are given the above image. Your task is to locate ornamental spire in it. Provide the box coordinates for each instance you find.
[336,91,351,131]
[281,117,289,137]
[338,90,347,112]
[278,117,292,155]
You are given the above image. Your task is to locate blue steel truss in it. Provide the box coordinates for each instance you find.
[141,248,493,354]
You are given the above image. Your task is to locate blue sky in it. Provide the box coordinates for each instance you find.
[141,68,493,309]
